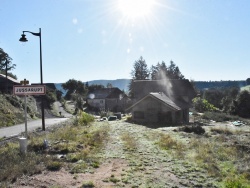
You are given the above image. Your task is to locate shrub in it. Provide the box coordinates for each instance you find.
[193,97,218,112]
[121,132,137,150]
[81,181,95,188]
[224,178,247,188]
[46,161,62,171]
[78,112,94,126]
[158,134,180,150]
[178,125,205,135]
[0,143,45,182]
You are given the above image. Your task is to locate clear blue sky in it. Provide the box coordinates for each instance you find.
[0,0,249,83]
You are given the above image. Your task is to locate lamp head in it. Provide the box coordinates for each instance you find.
[19,34,28,42]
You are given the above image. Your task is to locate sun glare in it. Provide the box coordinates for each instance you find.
[118,0,155,19]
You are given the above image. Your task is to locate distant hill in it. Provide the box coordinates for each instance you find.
[194,80,247,90]
[86,79,131,92]
[54,79,248,96]
[54,79,131,96]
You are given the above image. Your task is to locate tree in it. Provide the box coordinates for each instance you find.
[107,83,113,88]
[0,48,16,73]
[192,97,217,113]
[62,79,86,99]
[166,60,185,79]
[150,60,184,80]
[246,78,250,85]
[230,90,250,118]
[221,87,240,113]
[203,89,224,109]
[87,84,105,93]
[130,56,149,80]
[150,61,168,80]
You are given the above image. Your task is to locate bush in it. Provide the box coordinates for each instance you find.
[158,134,181,150]
[225,178,247,188]
[193,97,218,112]
[78,112,94,126]
[46,161,62,171]
[81,181,95,188]
[178,125,205,135]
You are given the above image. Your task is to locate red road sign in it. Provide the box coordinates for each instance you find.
[13,85,46,95]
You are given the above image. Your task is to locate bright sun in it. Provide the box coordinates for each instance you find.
[118,0,155,19]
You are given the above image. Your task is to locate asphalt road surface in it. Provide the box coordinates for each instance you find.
[0,117,72,138]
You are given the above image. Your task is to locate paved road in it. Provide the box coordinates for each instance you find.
[0,118,72,138]
[53,101,73,118]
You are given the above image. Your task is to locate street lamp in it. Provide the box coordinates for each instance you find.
[19,28,45,131]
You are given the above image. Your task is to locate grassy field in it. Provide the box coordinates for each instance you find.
[0,113,250,187]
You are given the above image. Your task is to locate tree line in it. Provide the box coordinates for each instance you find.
[130,56,184,80]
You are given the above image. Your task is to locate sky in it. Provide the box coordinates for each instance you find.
[0,0,250,84]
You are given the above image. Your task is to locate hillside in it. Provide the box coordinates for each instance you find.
[87,79,131,92]
[194,80,247,90]
[0,94,38,128]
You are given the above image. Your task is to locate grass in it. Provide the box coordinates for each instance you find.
[121,131,137,151]
[202,111,249,124]
[0,142,45,182]
[1,113,250,187]
[210,127,234,135]
[0,118,110,185]
[81,181,95,188]
[155,126,250,187]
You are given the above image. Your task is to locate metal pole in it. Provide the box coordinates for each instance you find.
[24,94,27,137]
[5,59,8,93]
[39,28,45,131]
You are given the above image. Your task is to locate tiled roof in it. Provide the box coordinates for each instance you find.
[126,92,189,111]
[0,74,19,84]
[87,88,123,99]
[131,79,196,100]
[150,92,181,110]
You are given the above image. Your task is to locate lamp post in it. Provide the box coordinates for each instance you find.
[19,28,45,131]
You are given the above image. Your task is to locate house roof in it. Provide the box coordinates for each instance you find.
[126,92,185,111]
[0,74,19,84]
[131,79,196,100]
[87,88,124,99]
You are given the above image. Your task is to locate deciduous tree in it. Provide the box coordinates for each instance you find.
[62,79,86,99]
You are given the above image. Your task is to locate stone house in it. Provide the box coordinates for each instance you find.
[126,79,196,124]
[86,87,128,112]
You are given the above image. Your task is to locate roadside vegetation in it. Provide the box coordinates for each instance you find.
[0,112,107,186]
[0,112,250,187]
[0,94,39,128]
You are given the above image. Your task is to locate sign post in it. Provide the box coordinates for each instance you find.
[13,80,46,137]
